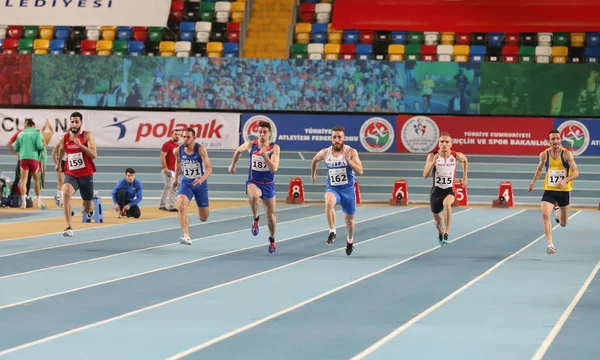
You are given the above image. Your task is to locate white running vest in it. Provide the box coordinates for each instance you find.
[433,152,457,190]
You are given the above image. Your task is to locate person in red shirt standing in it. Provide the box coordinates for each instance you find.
[159,129,180,211]
[54,112,98,237]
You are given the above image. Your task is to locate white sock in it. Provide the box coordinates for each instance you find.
[330,228,336,234]
[59,190,63,204]
[37,196,41,204]
[21,195,26,206]
[56,189,60,197]
[347,237,354,244]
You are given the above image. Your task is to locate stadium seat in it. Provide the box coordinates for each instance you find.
[17,38,33,54]
[535,45,552,63]
[207,41,223,57]
[2,38,18,54]
[97,40,113,56]
[128,41,145,56]
[519,46,535,63]
[33,39,49,55]
[170,1,184,22]
[215,1,232,23]
[112,40,128,56]
[391,31,407,44]
[195,22,212,43]
[586,33,600,47]
[183,1,200,21]
[175,41,191,57]
[80,39,97,55]
[568,47,584,63]
[388,44,405,61]
[159,41,176,56]
[502,45,519,63]
[132,27,148,42]
[486,46,501,62]
[8,26,23,39]
[424,32,440,46]
[227,22,240,42]
[356,44,372,60]
[340,43,356,60]
[192,42,207,57]
[405,44,421,61]
[537,32,553,46]
[0,26,6,40]
[307,43,323,59]
[456,33,470,45]
[39,26,54,40]
[291,43,308,58]
[517,33,534,46]
[148,27,163,42]
[230,1,245,23]
[117,27,132,41]
[324,43,340,60]
[585,47,600,63]
[54,26,71,40]
[359,30,374,44]
[86,26,101,41]
[299,3,315,22]
[453,45,470,62]
[553,32,569,46]
[570,33,585,47]
[327,25,342,44]
[343,30,359,44]
[436,44,453,62]
[200,2,215,22]
[315,3,331,24]
[488,33,504,47]
[551,46,568,64]
[49,39,65,54]
[311,23,327,44]
[295,23,311,44]
[440,32,454,45]
[101,26,117,41]
[210,23,227,42]
[179,22,196,41]
[223,42,239,57]
[421,45,437,61]
[470,45,486,62]
[407,31,423,45]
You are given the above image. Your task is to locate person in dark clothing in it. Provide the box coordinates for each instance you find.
[112,168,143,218]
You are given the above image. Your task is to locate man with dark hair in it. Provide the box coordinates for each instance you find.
[229,120,281,254]
[173,127,213,245]
[159,129,180,212]
[311,125,364,256]
[54,111,98,237]
[12,118,46,209]
[528,129,579,254]
[112,168,143,219]
[423,132,468,246]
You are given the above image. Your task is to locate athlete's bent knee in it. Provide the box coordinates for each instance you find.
[542,211,551,222]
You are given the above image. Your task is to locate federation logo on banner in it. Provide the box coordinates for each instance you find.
[359,117,395,153]
[558,120,590,156]
[401,116,439,153]
[242,115,278,143]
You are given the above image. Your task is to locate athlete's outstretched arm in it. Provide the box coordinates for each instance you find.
[261,144,280,172]
[197,146,213,184]
[53,137,65,171]
[173,147,181,186]
[560,150,579,188]
[229,141,252,174]
[423,152,437,178]
[79,132,97,159]
[346,148,363,176]
[457,152,468,186]
[311,148,327,184]
[528,151,547,191]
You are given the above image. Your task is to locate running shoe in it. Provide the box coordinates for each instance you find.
[326,231,336,245]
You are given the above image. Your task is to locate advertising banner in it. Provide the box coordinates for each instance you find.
[240,113,397,153]
[553,118,600,156]
[87,111,240,150]
[396,115,554,155]
[0,109,76,147]
[0,0,170,27]
[0,110,240,150]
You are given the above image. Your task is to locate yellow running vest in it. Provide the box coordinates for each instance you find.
[543,148,572,191]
